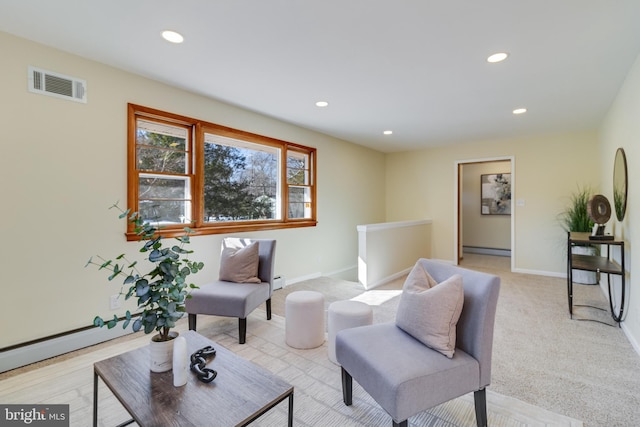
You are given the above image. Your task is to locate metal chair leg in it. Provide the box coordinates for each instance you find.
[341,367,353,406]
[474,388,487,427]
[239,318,247,344]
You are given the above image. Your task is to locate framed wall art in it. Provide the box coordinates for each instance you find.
[481,173,511,215]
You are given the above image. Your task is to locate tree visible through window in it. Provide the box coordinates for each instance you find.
[136,119,191,224]
[127,104,316,239]
[203,133,278,222]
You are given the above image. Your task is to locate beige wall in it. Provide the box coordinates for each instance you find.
[0,32,386,348]
[462,161,511,251]
[600,52,640,350]
[3,29,639,355]
[385,130,600,275]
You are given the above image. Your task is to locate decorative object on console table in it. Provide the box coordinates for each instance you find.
[86,203,204,372]
[587,194,614,240]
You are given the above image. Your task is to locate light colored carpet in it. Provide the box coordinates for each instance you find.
[205,309,583,427]
[270,254,640,427]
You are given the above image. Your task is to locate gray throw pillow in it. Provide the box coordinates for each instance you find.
[403,260,438,292]
[219,240,262,283]
[395,268,464,358]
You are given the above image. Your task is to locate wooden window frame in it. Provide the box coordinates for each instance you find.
[127,104,317,240]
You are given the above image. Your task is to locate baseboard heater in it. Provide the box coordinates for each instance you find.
[0,325,133,373]
[463,246,511,257]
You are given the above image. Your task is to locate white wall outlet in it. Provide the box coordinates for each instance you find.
[110,295,121,310]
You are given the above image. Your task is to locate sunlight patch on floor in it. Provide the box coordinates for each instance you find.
[350,289,402,306]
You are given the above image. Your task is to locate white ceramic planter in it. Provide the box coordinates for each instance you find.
[149,331,179,373]
[571,245,598,285]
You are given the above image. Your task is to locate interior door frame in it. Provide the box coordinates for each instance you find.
[454,155,515,271]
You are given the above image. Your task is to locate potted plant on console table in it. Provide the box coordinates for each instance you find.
[559,186,597,285]
[87,203,204,372]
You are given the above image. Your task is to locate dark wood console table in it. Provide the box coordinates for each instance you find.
[567,232,626,325]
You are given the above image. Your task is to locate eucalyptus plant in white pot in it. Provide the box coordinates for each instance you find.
[87,203,204,372]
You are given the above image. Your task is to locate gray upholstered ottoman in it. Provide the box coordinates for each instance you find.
[285,290,325,349]
[327,300,373,364]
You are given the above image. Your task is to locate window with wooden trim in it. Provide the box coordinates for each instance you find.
[127,104,317,239]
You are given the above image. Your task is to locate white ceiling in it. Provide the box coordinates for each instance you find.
[2,1,640,152]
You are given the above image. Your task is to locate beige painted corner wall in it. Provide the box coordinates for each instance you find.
[385,130,600,275]
[462,161,511,251]
[0,32,386,348]
[600,51,640,350]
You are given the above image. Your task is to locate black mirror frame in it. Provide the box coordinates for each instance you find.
[613,147,628,221]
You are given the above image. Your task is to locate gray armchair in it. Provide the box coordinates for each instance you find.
[185,238,276,344]
[336,259,500,427]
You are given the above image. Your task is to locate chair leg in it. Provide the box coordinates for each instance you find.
[239,318,247,344]
[341,367,353,406]
[474,388,488,427]
[266,298,272,320]
[392,421,408,427]
[188,314,196,331]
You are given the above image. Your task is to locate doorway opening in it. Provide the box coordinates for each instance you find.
[454,156,515,272]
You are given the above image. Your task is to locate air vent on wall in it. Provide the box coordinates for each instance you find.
[28,66,87,103]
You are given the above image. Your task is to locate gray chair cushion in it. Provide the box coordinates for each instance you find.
[336,323,479,422]
[186,280,270,318]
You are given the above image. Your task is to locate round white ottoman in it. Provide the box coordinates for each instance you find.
[328,300,373,364]
[285,291,325,349]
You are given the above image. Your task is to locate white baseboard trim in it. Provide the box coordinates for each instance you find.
[284,271,322,286]
[325,264,357,279]
[512,267,565,278]
[621,322,640,356]
[364,267,412,290]
[1,326,134,373]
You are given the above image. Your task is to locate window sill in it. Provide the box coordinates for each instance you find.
[125,220,318,241]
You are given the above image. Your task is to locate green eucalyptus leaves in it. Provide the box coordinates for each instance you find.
[87,203,204,341]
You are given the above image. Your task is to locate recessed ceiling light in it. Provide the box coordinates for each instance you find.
[383,130,393,135]
[513,108,527,115]
[162,30,184,44]
[487,52,509,63]
[315,101,329,107]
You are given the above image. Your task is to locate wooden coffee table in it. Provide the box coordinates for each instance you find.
[93,330,293,426]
